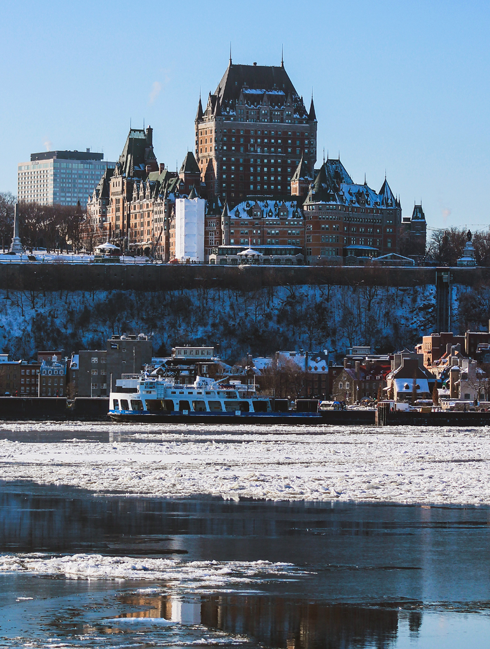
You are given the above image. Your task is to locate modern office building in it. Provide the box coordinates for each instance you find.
[17,149,115,207]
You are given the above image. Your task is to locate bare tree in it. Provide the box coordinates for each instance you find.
[0,192,15,251]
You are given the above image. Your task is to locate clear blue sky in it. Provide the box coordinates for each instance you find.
[1,0,489,232]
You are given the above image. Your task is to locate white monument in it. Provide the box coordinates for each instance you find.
[9,203,23,254]
[457,230,477,267]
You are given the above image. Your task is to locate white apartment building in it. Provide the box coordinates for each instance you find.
[17,149,115,207]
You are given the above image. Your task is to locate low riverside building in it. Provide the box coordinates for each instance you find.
[73,334,153,397]
[385,355,434,403]
[332,359,391,404]
[151,346,227,384]
[38,356,67,397]
[0,358,41,396]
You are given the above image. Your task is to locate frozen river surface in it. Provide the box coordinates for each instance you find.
[0,421,490,505]
[1,422,490,647]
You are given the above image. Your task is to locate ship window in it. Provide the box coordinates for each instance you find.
[179,391,185,394]
[192,400,207,411]
[112,399,119,410]
[131,400,143,411]
[179,400,190,411]
[120,399,129,410]
[209,401,222,411]
[236,401,250,412]
[164,400,175,411]
[205,391,212,395]
[225,401,241,412]
[146,400,163,411]
[253,401,268,412]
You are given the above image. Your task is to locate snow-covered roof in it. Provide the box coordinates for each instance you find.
[96,242,120,250]
[278,351,329,373]
[230,199,302,220]
[253,357,273,371]
[238,248,262,256]
[394,378,430,393]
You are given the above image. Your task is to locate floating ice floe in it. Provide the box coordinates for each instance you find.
[0,422,489,505]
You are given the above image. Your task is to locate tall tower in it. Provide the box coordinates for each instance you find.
[195,60,317,207]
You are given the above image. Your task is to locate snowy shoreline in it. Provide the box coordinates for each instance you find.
[1,422,490,506]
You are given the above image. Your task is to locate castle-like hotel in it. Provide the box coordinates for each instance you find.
[85,59,426,264]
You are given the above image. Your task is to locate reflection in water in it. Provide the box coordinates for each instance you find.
[114,592,417,649]
[2,485,490,647]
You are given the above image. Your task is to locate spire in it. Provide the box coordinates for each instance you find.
[179,151,200,175]
[308,94,316,121]
[281,44,284,68]
[221,199,228,218]
[196,94,203,121]
[229,43,232,65]
[291,154,311,182]
[188,186,198,199]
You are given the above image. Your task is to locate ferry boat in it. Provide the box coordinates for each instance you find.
[108,373,323,423]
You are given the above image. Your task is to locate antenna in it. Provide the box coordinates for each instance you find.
[281,44,284,67]
[229,43,232,64]
[323,147,325,164]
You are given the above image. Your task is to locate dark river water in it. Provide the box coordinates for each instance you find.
[1,478,490,647]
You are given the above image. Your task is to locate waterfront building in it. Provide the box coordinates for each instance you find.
[38,356,66,397]
[151,346,226,384]
[196,59,317,205]
[0,359,40,396]
[18,150,115,207]
[73,334,153,397]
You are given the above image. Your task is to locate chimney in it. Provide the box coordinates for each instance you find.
[146,125,153,145]
[355,361,361,380]
[145,164,152,174]
[344,358,348,369]
[159,163,165,173]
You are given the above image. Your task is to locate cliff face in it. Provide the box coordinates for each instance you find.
[0,282,444,362]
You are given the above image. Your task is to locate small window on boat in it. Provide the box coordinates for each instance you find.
[131,400,143,411]
[192,400,207,412]
[179,400,190,412]
[112,399,119,411]
[164,400,175,411]
[197,391,202,394]
[146,400,163,412]
[179,391,185,394]
[209,401,222,411]
[225,400,240,412]
[205,391,212,395]
[171,391,176,394]
[253,401,268,412]
[121,399,129,410]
